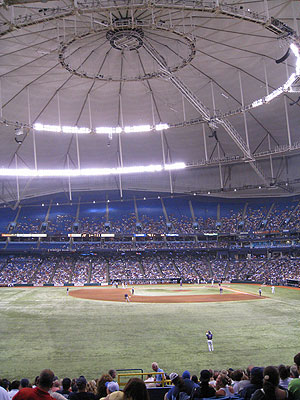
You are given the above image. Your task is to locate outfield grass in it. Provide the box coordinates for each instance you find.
[0,284,299,381]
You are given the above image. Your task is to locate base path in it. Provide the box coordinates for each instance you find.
[69,288,265,303]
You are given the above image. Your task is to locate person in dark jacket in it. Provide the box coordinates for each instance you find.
[194,370,216,398]
[69,377,95,400]
[241,367,263,400]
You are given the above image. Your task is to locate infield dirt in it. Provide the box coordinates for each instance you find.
[70,287,265,303]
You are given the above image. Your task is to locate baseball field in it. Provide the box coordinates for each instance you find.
[0,283,299,381]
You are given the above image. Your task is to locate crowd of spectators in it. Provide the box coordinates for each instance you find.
[3,198,300,236]
[1,353,300,400]
[0,253,299,286]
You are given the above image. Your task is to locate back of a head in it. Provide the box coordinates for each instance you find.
[218,373,231,387]
[250,367,263,386]
[290,365,299,379]
[200,370,211,386]
[0,379,10,390]
[109,370,117,380]
[231,370,243,382]
[278,365,289,381]
[38,369,55,390]
[76,376,87,391]
[62,378,71,391]
[10,380,20,390]
[263,366,279,400]
[20,379,29,389]
[294,353,300,369]
[182,371,190,380]
[97,374,113,396]
[123,378,149,400]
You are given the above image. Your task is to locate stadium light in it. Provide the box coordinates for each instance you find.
[0,162,186,178]
[155,123,169,131]
[265,87,284,103]
[96,127,122,134]
[34,123,170,135]
[124,125,151,133]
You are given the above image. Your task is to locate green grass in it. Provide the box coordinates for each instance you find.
[0,284,299,381]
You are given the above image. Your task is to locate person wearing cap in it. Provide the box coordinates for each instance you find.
[193,370,216,398]
[165,371,198,400]
[69,377,95,400]
[181,371,198,389]
[13,369,54,400]
[206,331,214,352]
[288,352,300,399]
[100,382,120,400]
[241,367,264,400]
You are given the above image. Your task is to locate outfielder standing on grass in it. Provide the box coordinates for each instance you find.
[206,330,214,352]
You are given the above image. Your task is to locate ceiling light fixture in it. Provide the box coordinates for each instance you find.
[0,162,186,178]
[34,123,170,135]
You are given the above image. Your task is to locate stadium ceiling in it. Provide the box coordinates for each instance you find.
[0,0,300,202]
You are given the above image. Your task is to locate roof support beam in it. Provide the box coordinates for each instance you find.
[143,39,269,185]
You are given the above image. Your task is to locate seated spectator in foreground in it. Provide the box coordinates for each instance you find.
[278,365,291,390]
[193,370,216,398]
[100,382,119,400]
[237,367,251,394]
[181,371,198,390]
[144,375,155,388]
[215,374,234,397]
[0,385,10,400]
[0,380,10,391]
[32,377,39,389]
[191,376,199,385]
[251,366,287,400]
[51,380,62,393]
[8,381,20,399]
[96,375,113,400]
[123,378,149,400]
[151,363,165,387]
[108,371,117,382]
[241,367,263,400]
[87,382,97,396]
[289,352,300,399]
[290,365,299,379]
[165,373,194,400]
[13,369,54,400]
[50,382,67,400]
[70,376,95,400]
[19,381,29,390]
[58,378,72,399]
[231,370,244,394]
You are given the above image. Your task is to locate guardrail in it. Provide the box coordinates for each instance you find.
[117,371,170,388]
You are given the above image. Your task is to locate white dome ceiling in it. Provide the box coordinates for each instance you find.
[0,0,300,202]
